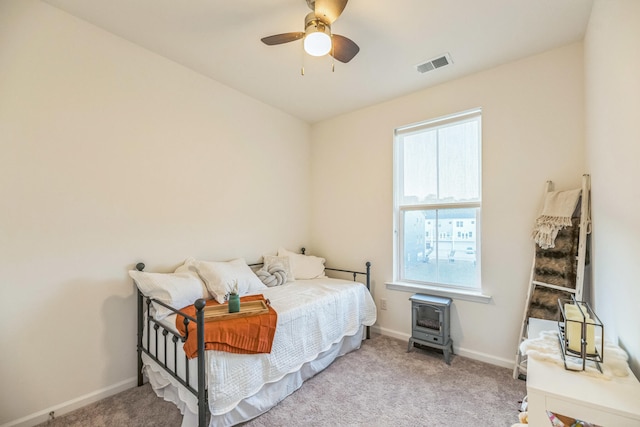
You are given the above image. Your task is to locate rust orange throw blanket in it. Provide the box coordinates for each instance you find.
[176,294,277,359]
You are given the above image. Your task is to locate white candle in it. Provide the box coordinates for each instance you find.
[564,304,587,353]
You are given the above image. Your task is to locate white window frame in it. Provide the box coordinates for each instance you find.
[389,108,491,303]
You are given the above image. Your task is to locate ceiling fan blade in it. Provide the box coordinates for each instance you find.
[331,34,359,63]
[314,0,349,24]
[261,32,305,46]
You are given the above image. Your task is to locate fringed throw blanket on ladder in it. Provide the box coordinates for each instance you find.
[531,188,581,250]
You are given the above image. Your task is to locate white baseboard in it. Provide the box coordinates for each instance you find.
[371,325,515,369]
[2,377,137,427]
[370,325,410,342]
[453,347,515,369]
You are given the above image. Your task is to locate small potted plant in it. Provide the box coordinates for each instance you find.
[228,281,240,313]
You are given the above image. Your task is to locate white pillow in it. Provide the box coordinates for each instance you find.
[193,258,267,304]
[174,258,213,300]
[263,255,294,282]
[277,247,326,280]
[129,270,203,320]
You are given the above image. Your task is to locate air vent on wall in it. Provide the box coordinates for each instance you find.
[416,53,453,74]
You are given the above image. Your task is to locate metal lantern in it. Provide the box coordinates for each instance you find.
[557,296,604,372]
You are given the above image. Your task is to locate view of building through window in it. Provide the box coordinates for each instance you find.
[403,208,478,287]
[394,109,482,289]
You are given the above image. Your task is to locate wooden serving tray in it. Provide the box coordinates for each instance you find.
[203,300,269,322]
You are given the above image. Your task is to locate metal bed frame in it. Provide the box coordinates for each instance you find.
[135,250,371,427]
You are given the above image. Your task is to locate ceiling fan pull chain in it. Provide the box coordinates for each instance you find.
[301,43,306,76]
[331,36,335,72]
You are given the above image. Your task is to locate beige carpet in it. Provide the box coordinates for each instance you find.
[39,334,526,426]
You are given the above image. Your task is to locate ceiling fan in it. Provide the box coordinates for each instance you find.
[261,0,360,63]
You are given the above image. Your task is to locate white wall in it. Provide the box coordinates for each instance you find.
[310,42,586,366]
[0,1,310,425]
[584,0,640,377]
[6,1,639,424]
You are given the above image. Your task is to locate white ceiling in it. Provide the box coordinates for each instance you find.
[43,0,594,123]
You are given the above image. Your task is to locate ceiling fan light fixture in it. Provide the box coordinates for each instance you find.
[304,21,331,56]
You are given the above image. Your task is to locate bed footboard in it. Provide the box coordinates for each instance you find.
[135,263,208,426]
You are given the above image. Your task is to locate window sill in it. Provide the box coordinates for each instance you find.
[385,281,492,304]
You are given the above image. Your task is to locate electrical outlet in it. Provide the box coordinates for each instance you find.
[380,298,387,310]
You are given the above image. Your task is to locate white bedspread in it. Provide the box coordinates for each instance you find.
[206,278,376,415]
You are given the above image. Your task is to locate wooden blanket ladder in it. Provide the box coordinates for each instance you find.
[513,174,591,379]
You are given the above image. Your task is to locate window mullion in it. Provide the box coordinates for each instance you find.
[399,202,481,210]
[435,209,440,282]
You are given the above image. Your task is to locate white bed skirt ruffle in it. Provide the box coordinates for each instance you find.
[142,327,366,427]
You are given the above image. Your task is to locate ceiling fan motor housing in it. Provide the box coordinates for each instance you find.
[304,12,330,32]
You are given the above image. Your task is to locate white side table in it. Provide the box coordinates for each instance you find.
[525,318,640,426]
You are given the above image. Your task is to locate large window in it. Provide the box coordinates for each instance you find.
[394,109,482,290]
